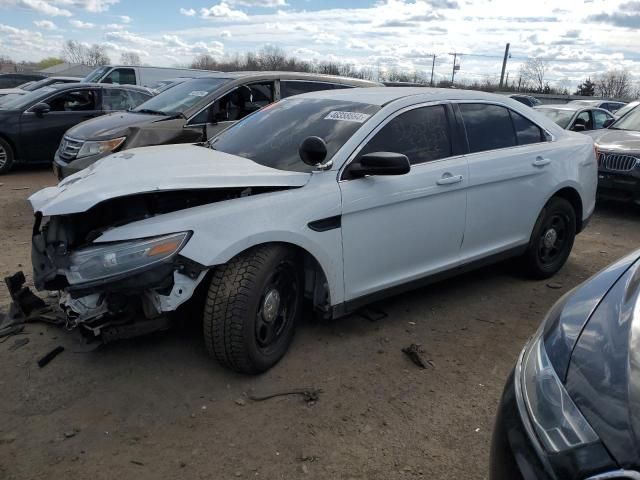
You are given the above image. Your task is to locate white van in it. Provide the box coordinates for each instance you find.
[82,65,214,88]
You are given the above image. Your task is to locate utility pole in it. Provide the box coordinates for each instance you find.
[449,52,458,84]
[499,42,510,89]
[430,54,436,86]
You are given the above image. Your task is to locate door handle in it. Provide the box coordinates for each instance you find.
[532,156,551,167]
[436,174,463,185]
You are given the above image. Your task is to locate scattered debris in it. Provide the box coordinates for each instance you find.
[301,464,310,474]
[63,429,79,439]
[248,388,322,404]
[474,317,496,324]
[402,344,433,369]
[11,187,30,191]
[358,306,388,322]
[0,323,24,340]
[130,460,145,466]
[234,397,247,407]
[8,337,29,351]
[37,345,64,368]
[546,282,563,289]
[4,271,47,321]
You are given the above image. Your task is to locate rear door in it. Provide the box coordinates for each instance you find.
[339,103,468,301]
[459,102,556,261]
[20,87,101,162]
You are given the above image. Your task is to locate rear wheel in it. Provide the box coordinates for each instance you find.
[203,244,303,374]
[0,138,14,175]
[522,197,576,279]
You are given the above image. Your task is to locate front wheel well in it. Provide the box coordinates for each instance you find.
[552,187,584,233]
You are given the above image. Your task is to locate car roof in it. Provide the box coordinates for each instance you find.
[45,82,151,92]
[192,71,381,86]
[298,87,524,106]
[536,104,584,111]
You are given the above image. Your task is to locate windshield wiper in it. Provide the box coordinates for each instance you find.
[132,108,169,116]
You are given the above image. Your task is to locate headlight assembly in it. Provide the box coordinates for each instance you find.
[66,232,190,285]
[76,137,126,159]
[520,332,599,453]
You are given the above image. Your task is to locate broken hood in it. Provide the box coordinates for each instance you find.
[30,144,311,216]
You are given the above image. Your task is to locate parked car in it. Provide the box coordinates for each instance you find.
[510,94,541,107]
[490,249,640,480]
[535,104,615,132]
[613,100,640,119]
[146,77,193,94]
[0,76,80,100]
[585,106,640,203]
[27,88,596,373]
[82,65,214,88]
[569,99,626,113]
[0,83,153,174]
[0,73,45,89]
[53,72,381,179]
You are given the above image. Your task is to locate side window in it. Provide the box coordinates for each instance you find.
[509,110,544,145]
[459,104,516,153]
[125,90,152,108]
[210,82,274,122]
[593,110,611,129]
[45,89,97,112]
[102,89,132,111]
[281,81,329,98]
[359,105,451,165]
[574,110,592,130]
[102,68,136,85]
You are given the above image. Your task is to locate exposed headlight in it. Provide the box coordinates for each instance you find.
[519,326,599,453]
[76,137,126,159]
[66,232,190,285]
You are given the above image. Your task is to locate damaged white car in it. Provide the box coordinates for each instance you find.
[27,87,597,374]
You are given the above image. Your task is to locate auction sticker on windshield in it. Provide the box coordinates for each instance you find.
[325,111,371,123]
[188,91,209,97]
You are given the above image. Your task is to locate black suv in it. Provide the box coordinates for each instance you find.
[0,83,153,174]
[53,71,380,179]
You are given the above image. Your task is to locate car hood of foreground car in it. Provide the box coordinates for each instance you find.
[586,129,640,153]
[546,250,640,469]
[30,144,311,216]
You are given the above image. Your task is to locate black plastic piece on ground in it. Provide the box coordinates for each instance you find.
[37,345,64,368]
[4,271,46,317]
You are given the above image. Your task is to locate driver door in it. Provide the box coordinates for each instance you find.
[339,104,468,302]
[20,88,101,162]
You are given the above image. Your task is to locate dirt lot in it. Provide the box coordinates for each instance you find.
[0,168,639,480]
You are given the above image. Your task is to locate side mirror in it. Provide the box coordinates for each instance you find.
[347,152,410,178]
[603,118,615,128]
[299,136,327,167]
[32,103,50,117]
[572,123,586,132]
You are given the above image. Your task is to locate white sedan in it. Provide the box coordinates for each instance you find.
[28,87,597,373]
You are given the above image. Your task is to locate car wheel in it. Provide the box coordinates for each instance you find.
[203,244,303,374]
[523,197,576,279]
[0,138,14,175]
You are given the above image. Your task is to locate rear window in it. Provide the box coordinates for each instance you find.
[459,103,516,153]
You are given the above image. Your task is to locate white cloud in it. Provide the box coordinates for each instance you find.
[200,2,248,19]
[34,19,57,29]
[162,34,224,56]
[228,0,287,6]
[13,0,72,16]
[105,30,164,47]
[69,19,94,28]
[220,29,232,37]
[312,32,341,45]
[119,15,131,23]
[103,23,125,29]
[180,7,196,16]
[60,0,119,12]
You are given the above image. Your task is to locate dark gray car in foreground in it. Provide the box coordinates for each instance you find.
[491,249,640,480]
[53,71,380,179]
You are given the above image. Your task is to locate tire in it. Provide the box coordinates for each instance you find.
[522,197,576,279]
[0,138,14,175]
[203,244,303,374]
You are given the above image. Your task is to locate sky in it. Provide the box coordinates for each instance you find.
[1,0,640,87]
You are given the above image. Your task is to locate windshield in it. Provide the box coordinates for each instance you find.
[209,97,381,172]
[536,108,574,129]
[0,86,57,110]
[614,101,639,119]
[132,77,229,115]
[83,66,110,83]
[0,93,21,105]
[611,106,640,131]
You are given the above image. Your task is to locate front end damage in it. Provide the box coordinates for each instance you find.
[26,187,277,343]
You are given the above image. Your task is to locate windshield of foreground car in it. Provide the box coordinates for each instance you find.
[0,86,57,110]
[83,66,110,83]
[209,97,381,172]
[614,100,640,119]
[132,77,229,115]
[536,108,574,129]
[611,106,640,131]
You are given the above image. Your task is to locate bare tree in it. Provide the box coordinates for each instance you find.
[120,52,141,66]
[190,54,218,70]
[61,40,87,64]
[256,45,288,71]
[595,70,632,99]
[86,45,110,66]
[519,58,548,92]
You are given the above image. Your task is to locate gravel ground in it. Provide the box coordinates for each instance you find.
[1,168,638,480]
